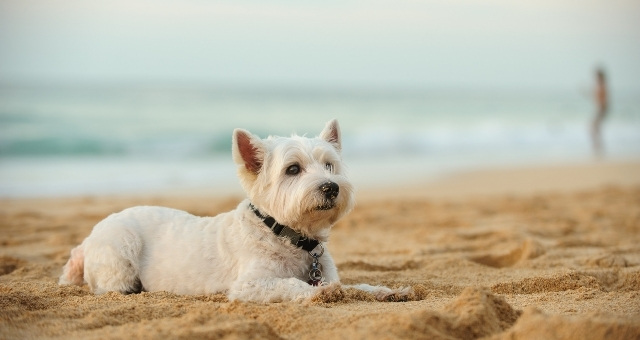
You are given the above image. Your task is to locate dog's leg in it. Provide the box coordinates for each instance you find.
[230,279,411,302]
[345,284,414,301]
[82,227,144,294]
[229,277,332,302]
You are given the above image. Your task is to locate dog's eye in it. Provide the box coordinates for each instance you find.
[325,163,334,172]
[286,164,301,175]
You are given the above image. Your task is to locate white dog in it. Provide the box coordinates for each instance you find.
[59,119,408,302]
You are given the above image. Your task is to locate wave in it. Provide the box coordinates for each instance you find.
[0,135,233,157]
[2,122,638,160]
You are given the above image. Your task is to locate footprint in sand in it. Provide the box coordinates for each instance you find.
[0,256,26,275]
[585,254,628,268]
[470,238,545,268]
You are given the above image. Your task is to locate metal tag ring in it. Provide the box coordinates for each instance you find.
[309,268,323,281]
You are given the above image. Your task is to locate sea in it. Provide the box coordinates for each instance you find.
[1,83,639,198]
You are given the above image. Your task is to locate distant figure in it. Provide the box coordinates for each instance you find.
[591,67,608,157]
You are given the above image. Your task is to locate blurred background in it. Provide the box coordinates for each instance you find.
[1,0,639,197]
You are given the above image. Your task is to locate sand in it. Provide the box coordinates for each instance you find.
[1,161,640,339]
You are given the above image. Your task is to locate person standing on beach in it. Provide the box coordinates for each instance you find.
[591,67,608,157]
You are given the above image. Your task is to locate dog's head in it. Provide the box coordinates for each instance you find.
[232,119,355,238]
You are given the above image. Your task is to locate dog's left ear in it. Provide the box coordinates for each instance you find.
[320,119,341,152]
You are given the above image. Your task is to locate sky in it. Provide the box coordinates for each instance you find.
[1,0,639,92]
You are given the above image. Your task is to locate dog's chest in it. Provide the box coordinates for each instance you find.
[247,240,312,280]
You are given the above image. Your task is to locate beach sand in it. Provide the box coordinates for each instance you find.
[1,161,640,339]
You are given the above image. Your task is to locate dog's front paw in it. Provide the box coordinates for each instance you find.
[349,283,414,302]
[309,282,344,304]
[373,286,414,302]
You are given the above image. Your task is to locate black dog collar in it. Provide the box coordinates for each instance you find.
[248,203,320,252]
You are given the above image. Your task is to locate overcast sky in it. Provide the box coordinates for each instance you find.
[1,0,639,92]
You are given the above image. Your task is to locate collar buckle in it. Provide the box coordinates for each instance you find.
[279,227,301,245]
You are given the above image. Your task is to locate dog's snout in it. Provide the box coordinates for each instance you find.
[320,181,339,200]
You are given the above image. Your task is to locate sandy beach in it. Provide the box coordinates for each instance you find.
[1,161,640,339]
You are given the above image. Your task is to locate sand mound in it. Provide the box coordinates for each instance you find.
[490,307,640,340]
[367,287,521,340]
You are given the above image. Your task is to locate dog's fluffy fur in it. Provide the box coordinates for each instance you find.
[59,120,409,302]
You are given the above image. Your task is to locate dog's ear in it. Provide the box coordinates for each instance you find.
[232,129,265,175]
[320,119,341,152]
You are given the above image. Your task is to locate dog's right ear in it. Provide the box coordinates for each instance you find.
[320,119,341,152]
[232,129,265,175]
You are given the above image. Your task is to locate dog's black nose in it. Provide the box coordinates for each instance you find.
[320,181,339,200]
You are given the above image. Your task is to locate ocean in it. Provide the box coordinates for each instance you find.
[1,84,639,198]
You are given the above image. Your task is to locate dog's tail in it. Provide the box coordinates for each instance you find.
[59,244,85,286]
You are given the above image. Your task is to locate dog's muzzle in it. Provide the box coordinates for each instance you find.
[317,181,339,210]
